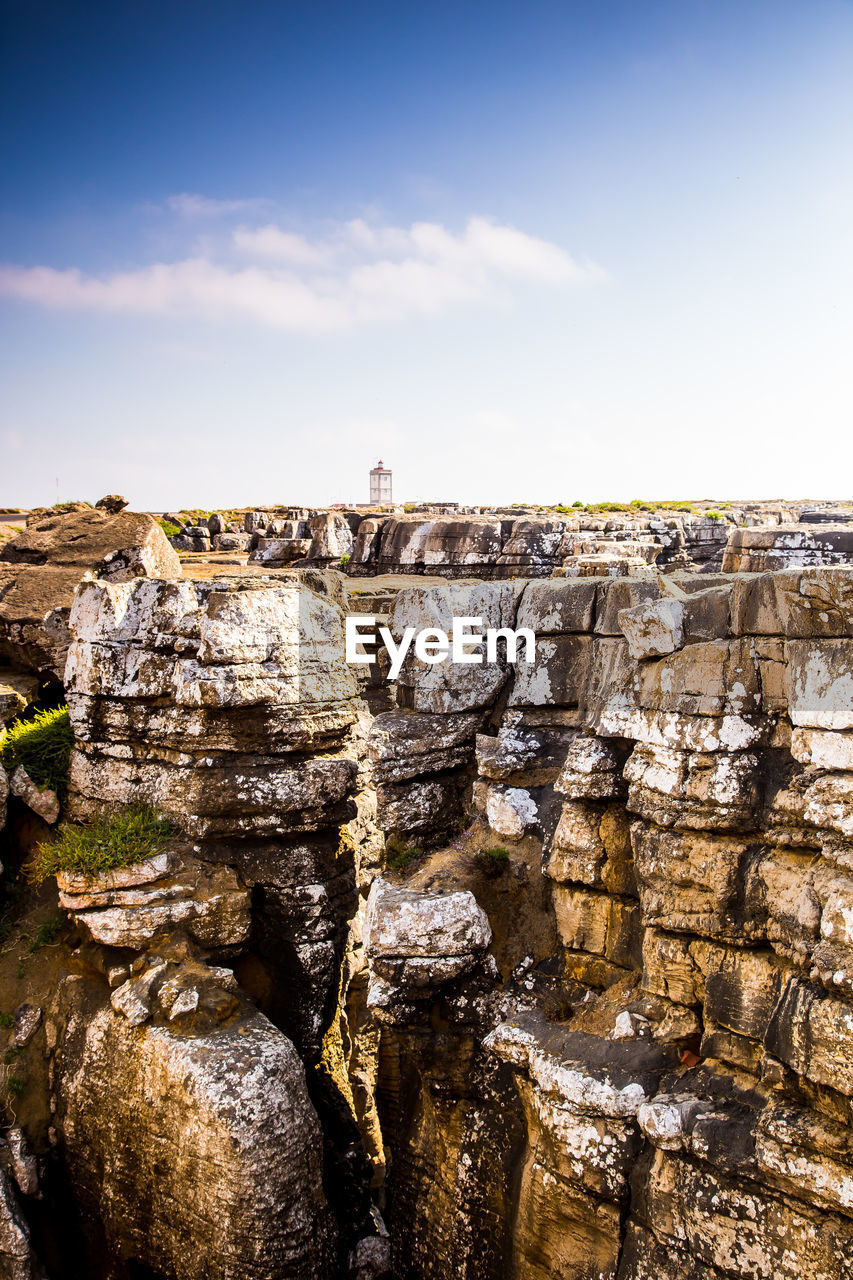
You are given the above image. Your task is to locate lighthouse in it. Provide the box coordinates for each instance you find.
[369,459,392,505]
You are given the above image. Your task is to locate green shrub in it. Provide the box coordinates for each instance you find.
[0,706,73,799]
[476,846,510,876]
[29,804,175,883]
[339,553,351,567]
[385,842,422,874]
[704,510,724,521]
[27,914,64,952]
[158,518,181,537]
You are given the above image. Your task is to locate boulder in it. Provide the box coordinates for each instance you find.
[0,671,38,724]
[0,508,181,675]
[618,598,685,659]
[94,494,128,514]
[54,975,336,1279]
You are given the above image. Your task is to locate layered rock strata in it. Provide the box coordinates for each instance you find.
[6,558,853,1278]
[359,565,853,1279]
[34,569,386,1273]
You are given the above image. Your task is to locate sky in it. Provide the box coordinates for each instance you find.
[1,0,852,510]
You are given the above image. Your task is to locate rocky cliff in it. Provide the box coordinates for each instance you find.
[3,559,853,1278]
[357,566,853,1279]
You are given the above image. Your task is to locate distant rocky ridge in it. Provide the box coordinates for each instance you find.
[163,499,853,579]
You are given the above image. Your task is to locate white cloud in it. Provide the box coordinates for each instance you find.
[0,215,597,333]
[232,224,333,266]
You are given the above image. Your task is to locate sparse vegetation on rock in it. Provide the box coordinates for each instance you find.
[0,705,73,799]
[29,804,174,882]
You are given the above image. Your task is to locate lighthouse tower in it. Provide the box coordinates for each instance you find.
[369,459,392,505]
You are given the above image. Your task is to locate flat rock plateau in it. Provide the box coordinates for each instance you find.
[2,496,853,1279]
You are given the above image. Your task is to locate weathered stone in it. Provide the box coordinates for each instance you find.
[0,671,37,725]
[95,494,128,514]
[631,823,751,941]
[618,598,684,659]
[516,579,597,634]
[624,743,760,829]
[307,511,354,561]
[55,976,336,1278]
[483,784,539,839]
[375,774,465,840]
[211,531,252,552]
[555,734,626,800]
[787,639,853,730]
[0,508,180,674]
[551,886,640,970]
[476,719,574,785]
[68,748,357,837]
[9,765,59,824]
[0,1167,44,1280]
[12,1003,42,1048]
[546,800,633,894]
[390,581,521,712]
[61,854,250,950]
[365,878,491,958]
[369,710,480,783]
[508,634,592,708]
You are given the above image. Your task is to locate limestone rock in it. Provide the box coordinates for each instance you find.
[0,1167,44,1280]
[54,976,336,1278]
[12,1003,42,1048]
[94,494,128,514]
[58,851,250,950]
[390,580,521,713]
[555,734,626,800]
[211,531,252,552]
[0,508,180,674]
[364,879,492,1006]
[365,878,491,959]
[476,718,574,786]
[618,598,685,659]
[0,671,38,725]
[516,578,597,633]
[369,710,480,783]
[9,765,59,824]
[307,511,354,561]
[483,784,539,840]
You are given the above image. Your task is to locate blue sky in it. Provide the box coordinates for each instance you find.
[2,0,852,509]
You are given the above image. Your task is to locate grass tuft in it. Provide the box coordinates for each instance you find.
[475,846,510,876]
[28,804,175,883]
[0,706,74,799]
[158,518,182,537]
[385,840,422,874]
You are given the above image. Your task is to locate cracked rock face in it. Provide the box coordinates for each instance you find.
[0,507,181,676]
[11,559,853,1280]
[57,850,250,950]
[53,975,336,1279]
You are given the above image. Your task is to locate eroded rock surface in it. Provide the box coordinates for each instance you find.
[8,558,853,1279]
[0,507,180,675]
[53,974,336,1278]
